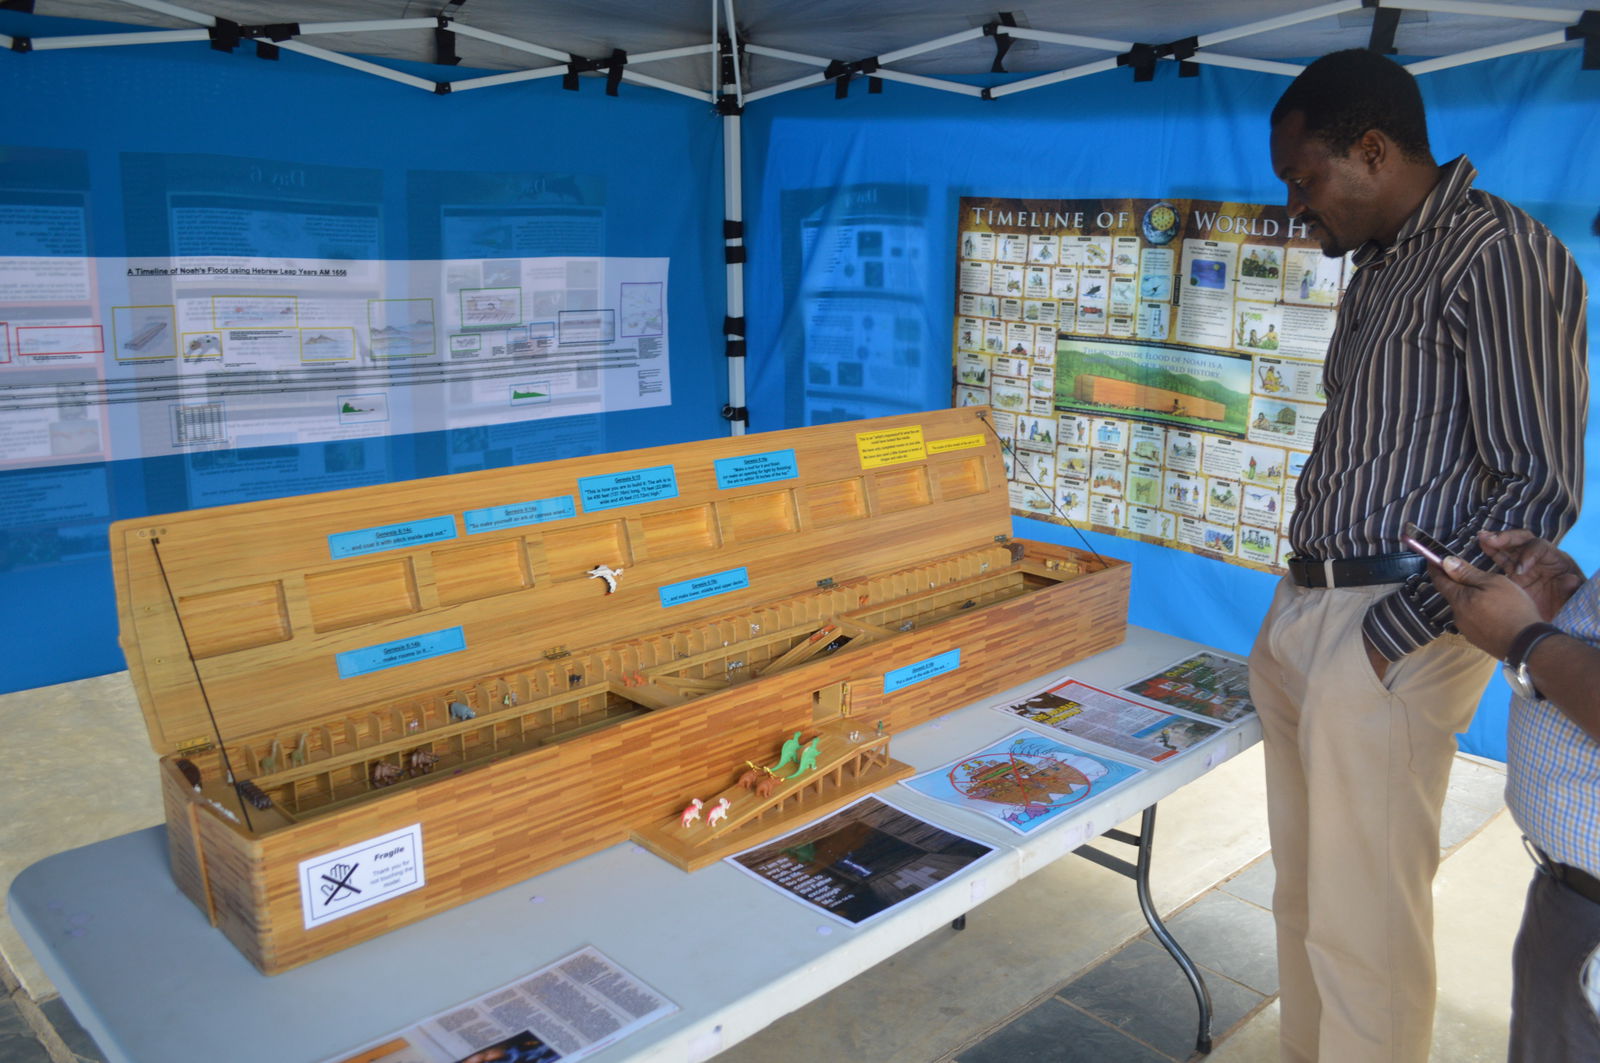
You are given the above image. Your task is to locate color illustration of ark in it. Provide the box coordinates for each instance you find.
[1073,375,1227,422]
[902,730,1141,833]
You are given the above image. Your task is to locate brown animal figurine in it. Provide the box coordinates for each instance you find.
[407,749,441,776]
[371,762,403,787]
[737,764,764,791]
[756,774,780,799]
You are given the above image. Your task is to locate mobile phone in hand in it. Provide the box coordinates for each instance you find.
[1402,522,1455,565]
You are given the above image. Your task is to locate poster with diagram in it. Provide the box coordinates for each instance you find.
[953,196,1344,572]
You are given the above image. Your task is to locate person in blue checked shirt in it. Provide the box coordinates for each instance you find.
[1430,528,1600,1062]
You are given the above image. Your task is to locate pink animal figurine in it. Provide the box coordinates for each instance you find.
[707,797,731,828]
[680,797,703,828]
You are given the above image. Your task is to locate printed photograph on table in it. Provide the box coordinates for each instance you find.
[1120,651,1256,723]
[954,195,1341,575]
[321,945,674,1063]
[728,795,995,926]
[993,676,1224,761]
[901,728,1144,834]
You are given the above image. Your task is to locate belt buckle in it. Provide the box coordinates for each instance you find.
[1323,558,1337,588]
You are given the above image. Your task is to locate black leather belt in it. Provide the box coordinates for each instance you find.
[1530,844,1600,907]
[1286,553,1425,588]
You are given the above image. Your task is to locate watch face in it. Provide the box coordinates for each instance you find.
[1504,661,1538,700]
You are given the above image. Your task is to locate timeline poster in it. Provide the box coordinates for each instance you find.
[953,196,1346,573]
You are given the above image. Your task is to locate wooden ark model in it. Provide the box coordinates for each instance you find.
[109,406,1129,974]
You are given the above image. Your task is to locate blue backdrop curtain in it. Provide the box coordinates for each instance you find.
[0,12,728,694]
[741,50,1600,760]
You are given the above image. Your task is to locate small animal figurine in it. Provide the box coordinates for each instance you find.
[680,797,703,828]
[706,797,731,828]
[587,564,623,594]
[371,762,403,787]
[175,758,202,789]
[737,764,764,791]
[756,774,780,799]
[235,779,272,810]
[790,737,821,779]
[407,749,441,776]
[449,700,476,721]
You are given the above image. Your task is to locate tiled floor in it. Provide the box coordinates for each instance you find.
[0,670,1523,1063]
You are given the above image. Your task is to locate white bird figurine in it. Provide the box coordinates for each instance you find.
[587,564,623,594]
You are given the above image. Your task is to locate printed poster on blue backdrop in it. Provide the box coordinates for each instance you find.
[954,195,1343,575]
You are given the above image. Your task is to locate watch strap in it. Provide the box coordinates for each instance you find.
[1505,621,1562,670]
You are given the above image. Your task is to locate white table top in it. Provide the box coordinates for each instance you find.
[9,625,1260,1063]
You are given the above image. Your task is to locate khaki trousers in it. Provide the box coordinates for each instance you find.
[1249,576,1494,1062]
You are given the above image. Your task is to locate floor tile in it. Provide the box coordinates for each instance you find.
[39,996,105,1062]
[956,997,1172,1063]
[1216,855,1273,911]
[1059,937,1264,1060]
[0,996,51,1063]
[1139,891,1278,996]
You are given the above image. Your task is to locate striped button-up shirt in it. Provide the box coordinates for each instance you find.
[1289,155,1588,661]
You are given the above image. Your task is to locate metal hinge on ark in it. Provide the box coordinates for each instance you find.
[109,406,1129,973]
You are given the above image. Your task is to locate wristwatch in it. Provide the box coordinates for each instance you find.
[1503,621,1562,700]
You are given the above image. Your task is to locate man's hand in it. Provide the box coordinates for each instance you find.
[1476,529,1584,621]
[1432,554,1546,659]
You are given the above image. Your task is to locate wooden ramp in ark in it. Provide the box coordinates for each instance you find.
[631,719,914,871]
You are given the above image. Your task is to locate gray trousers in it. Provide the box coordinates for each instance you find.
[1509,864,1600,1062]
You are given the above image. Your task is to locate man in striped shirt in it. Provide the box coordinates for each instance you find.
[1249,50,1587,1062]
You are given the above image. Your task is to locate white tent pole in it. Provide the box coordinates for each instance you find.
[276,40,438,91]
[446,66,569,92]
[1000,28,1133,52]
[107,0,213,24]
[744,43,828,67]
[627,43,718,66]
[1183,53,1305,76]
[722,0,745,107]
[1196,2,1364,48]
[1384,0,1582,21]
[620,69,715,100]
[722,0,747,436]
[744,71,828,103]
[874,70,987,96]
[26,29,210,49]
[295,19,435,36]
[986,56,1122,98]
[876,26,987,65]
[1404,29,1574,73]
[447,23,571,63]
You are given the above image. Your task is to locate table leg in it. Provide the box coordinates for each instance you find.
[1076,804,1214,1053]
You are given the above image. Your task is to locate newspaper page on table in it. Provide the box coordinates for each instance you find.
[1120,650,1257,722]
[900,728,1144,834]
[321,945,675,1063]
[991,675,1224,761]
[727,795,995,926]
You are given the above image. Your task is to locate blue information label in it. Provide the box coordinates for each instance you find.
[884,648,962,693]
[328,515,457,559]
[714,449,799,490]
[659,567,749,608]
[336,627,467,679]
[578,466,679,512]
[463,495,576,533]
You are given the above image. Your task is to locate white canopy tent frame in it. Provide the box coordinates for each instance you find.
[1,0,1592,433]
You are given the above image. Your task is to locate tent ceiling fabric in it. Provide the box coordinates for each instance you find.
[21,0,1594,94]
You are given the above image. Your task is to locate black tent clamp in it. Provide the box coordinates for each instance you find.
[1569,11,1600,70]
[208,18,299,56]
[1118,36,1200,82]
[984,12,1019,74]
